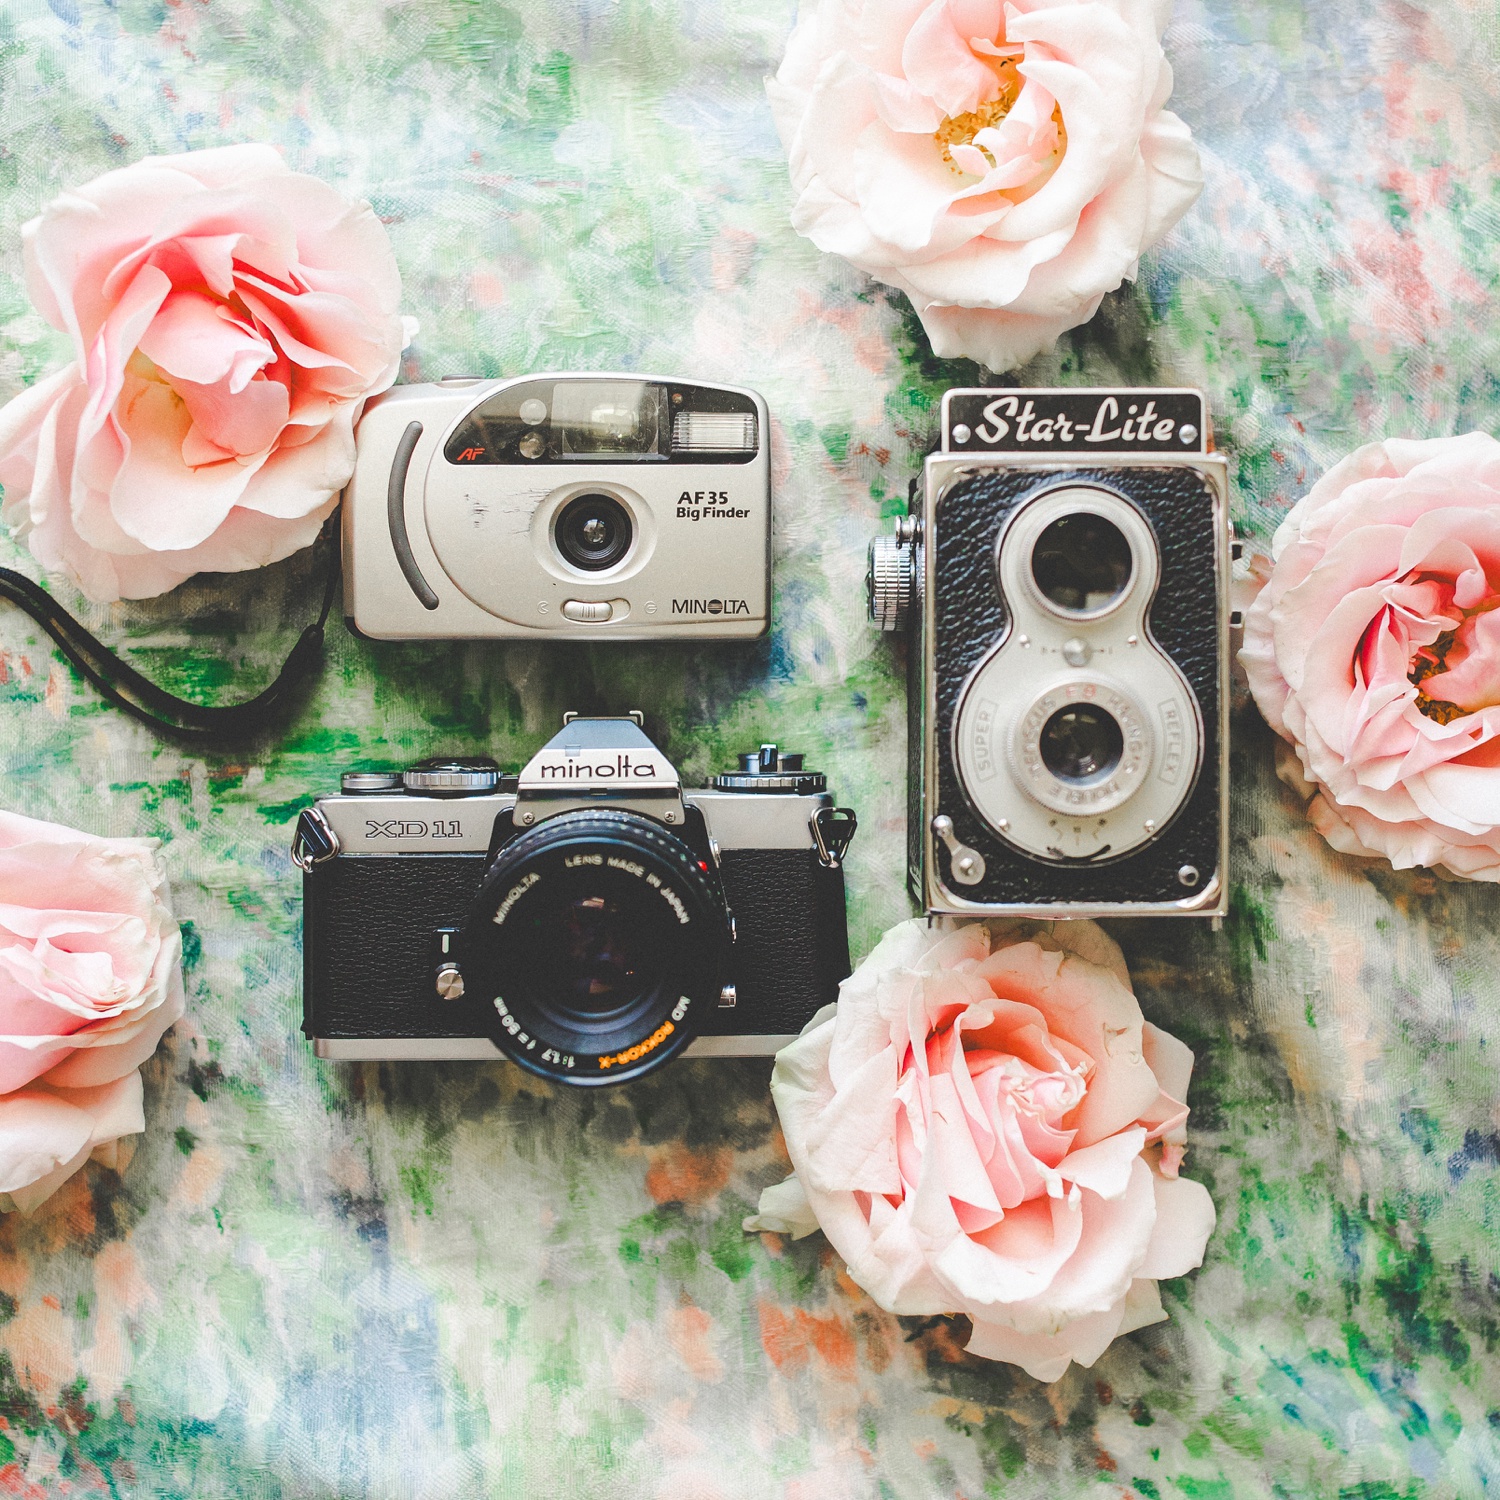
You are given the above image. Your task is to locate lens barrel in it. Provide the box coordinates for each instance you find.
[463,809,725,1084]
[555,493,633,571]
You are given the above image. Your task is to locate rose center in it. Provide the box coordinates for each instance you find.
[934,92,1020,171]
[933,70,1068,180]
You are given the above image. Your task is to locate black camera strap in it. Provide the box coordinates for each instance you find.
[0,513,340,741]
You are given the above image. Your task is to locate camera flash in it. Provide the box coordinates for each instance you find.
[672,411,757,453]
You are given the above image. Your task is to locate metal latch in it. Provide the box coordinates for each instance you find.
[291,807,340,872]
[810,806,858,869]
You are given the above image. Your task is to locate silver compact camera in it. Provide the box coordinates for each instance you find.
[870,387,1230,918]
[344,374,770,639]
[292,715,857,1086]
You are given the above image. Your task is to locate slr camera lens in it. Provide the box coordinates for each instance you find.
[463,809,725,1084]
[1031,512,1133,614]
[555,493,633,572]
[1038,703,1125,784]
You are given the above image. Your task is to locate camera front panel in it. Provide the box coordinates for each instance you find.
[923,460,1227,914]
[344,375,771,640]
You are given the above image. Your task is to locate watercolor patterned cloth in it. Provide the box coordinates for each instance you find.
[0,0,1495,1495]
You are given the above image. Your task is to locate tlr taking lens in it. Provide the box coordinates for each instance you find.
[1031,513,1133,613]
[556,493,633,571]
[1039,704,1124,784]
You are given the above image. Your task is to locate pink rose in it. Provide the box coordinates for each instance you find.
[746,919,1214,1382]
[767,0,1203,371]
[0,144,407,601]
[1241,434,1500,880]
[0,810,184,1213]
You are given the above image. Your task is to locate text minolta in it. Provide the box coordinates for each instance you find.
[671,598,751,616]
[537,756,662,779]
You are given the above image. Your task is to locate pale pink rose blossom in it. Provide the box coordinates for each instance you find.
[0,144,408,601]
[1241,433,1500,880]
[0,810,184,1213]
[745,918,1215,1382]
[767,0,1203,371]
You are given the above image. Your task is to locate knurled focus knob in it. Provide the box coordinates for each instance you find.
[868,530,916,632]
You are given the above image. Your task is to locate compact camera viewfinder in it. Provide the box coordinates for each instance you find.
[343,374,771,640]
[870,387,1230,919]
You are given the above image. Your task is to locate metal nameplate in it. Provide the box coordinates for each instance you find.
[941,388,1207,456]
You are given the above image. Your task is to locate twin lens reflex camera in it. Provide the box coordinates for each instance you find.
[343,374,770,640]
[292,716,857,1086]
[869,387,1231,919]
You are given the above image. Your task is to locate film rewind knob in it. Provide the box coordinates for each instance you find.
[867,517,918,632]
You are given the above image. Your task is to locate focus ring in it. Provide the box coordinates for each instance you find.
[467,810,726,1086]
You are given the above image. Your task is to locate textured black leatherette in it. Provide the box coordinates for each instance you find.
[304,846,850,1042]
[929,465,1223,905]
[304,854,492,1038]
[706,849,850,1036]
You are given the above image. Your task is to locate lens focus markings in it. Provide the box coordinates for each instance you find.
[470,816,719,1083]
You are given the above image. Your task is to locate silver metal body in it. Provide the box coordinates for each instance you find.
[911,388,1231,919]
[344,374,771,640]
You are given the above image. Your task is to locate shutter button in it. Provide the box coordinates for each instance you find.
[562,600,613,622]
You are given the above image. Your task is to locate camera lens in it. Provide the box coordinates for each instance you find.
[555,493,632,571]
[1038,704,1124,784]
[1031,513,1133,613]
[464,810,725,1085]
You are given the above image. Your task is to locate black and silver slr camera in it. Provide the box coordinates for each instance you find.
[343,373,770,640]
[870,388,1229,918]
[291,716,856,1085]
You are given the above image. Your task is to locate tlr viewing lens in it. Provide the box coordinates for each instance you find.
[1031,513,1133,613]
[1039,704,1124,784]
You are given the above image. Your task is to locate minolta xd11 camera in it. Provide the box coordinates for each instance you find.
[291,716,856,1085]
[869,388,1229,918]
[343,374,770,640]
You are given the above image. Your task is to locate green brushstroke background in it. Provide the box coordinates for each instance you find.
[0,0,1497,1493]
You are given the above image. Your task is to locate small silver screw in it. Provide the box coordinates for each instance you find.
[664,810,677,822]
[435,964,465,1000]
[997,818,1009,831]
[1126,634,1138,646]
[1180,424,1199,443]
[1018,633,1030,647]
[520,811,534,825]
[1177,865,1201,887]
[951,423,972,444]
[1144,819,1156,833]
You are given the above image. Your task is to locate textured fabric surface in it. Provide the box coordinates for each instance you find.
[0,0,1496,1494]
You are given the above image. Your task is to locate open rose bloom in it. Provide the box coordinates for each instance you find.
[1241,434,1500,880]
[0,144,407,601]
[0,810,184,1213]
[746,919,1214,1381]
[768,0,1203,371]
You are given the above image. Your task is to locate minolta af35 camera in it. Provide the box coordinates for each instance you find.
[292,716,856,1085]
[344,374,770,639]
[870,388,1229,917]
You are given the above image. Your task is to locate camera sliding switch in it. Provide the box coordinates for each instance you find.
[562,600,612,622]
[868,516,918,632]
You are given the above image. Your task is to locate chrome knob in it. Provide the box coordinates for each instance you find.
[435,963,465,1000]
[868,528,916,632]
